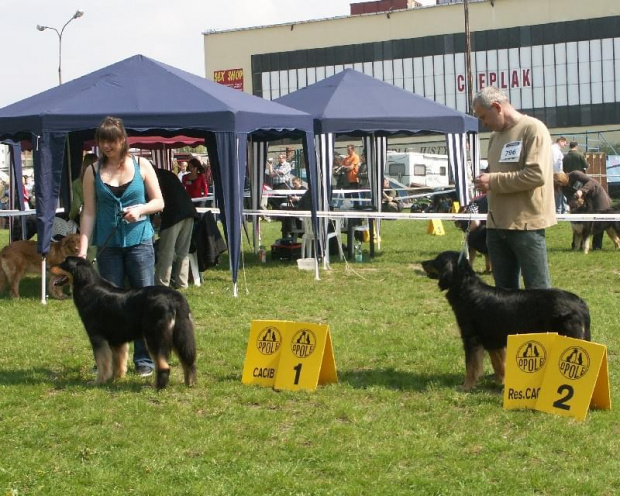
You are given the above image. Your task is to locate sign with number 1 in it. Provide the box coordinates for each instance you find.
[242,320,338,392]
[274,322,338,392]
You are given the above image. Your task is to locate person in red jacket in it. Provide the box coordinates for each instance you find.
[182,158,209,204]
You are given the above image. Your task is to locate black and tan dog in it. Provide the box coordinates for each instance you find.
[421,251,591,390]
[568,198,620,254]
[52,256,197,389]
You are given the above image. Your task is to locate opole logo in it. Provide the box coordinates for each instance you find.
[256,326,281,355]
[558,346,590,380]
[516,340,547,373]
[291,329,316,358]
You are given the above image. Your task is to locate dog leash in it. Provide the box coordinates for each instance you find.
[458,213,473,265]
[91,211,125,264]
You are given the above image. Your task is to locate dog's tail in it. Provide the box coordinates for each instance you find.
[172,308,197,387]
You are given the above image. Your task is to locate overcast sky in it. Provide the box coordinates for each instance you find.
[0,0,434,109]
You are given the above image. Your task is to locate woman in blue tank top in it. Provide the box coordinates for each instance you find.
[79,116,164,377]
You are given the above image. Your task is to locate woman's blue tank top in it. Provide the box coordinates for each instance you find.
[93,156,154,248]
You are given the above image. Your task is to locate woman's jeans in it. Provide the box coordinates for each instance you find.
[486,228,551,290]
[96,241,155,369]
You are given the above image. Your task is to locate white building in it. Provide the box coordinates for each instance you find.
[203,0,620,152]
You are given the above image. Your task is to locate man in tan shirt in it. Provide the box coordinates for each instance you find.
[473,86,556,289]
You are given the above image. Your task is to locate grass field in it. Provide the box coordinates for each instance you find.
[1,219,619,495]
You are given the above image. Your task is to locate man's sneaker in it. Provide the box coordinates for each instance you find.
[136,365,154,377]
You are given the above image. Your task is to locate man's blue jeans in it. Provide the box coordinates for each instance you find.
[486,228,551,290]
[96,241,155,369]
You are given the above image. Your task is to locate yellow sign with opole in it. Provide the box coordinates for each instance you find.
[241,320,285,388]
[274,322,338,392]
[535,337,610,421]
[242,320,338,391]
[504,333,611,421]
[504,333,558,410]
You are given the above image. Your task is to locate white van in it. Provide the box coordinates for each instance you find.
[385,151,450,188]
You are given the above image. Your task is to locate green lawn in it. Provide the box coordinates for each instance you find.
[1,219,619,495]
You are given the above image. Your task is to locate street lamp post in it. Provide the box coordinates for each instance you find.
[36,9,84,85]
[463,0,474,115]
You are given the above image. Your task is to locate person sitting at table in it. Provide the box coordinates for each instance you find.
[382,178,403,212]
[182,158,209,206]
[287,177,305,207]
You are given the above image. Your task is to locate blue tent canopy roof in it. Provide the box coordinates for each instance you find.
[0,54,314,137]
[0,55,319,291]
[275,68,478,135]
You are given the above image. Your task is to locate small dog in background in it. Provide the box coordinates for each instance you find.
[52,256,197,389]
[0,234,80,299]
[454,195,491,273]
[568,198,620,254]
[421,251,591,390]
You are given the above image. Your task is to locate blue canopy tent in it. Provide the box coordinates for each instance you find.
[0,55,320,295]
[275,69,480,239]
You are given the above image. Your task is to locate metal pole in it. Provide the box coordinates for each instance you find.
[56,29,63,85]
[36,10,84,86]
[464,0,474,114]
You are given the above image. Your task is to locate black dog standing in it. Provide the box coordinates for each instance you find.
[52,256,197,389]
[422,251,591,390]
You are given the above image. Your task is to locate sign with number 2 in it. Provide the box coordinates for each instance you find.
[505,334,611,421]
[535,336,610,421]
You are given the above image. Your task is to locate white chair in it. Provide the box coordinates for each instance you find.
[301,217,345,265]
[289,219,305,243]
[300,217,316,259]
[188,252,201,287]
[352,221,369,241]
[327,218,346,264]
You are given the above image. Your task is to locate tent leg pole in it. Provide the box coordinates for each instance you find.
[41,256,47,305]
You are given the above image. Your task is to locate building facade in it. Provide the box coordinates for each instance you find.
[204,0,620,141]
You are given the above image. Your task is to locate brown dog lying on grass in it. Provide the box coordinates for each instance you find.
[0,234,80,299]
[421,251,591,390]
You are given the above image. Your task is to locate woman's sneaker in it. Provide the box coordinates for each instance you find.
[135,365,154,377]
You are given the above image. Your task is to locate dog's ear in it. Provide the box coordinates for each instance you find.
[437,258,456,291]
